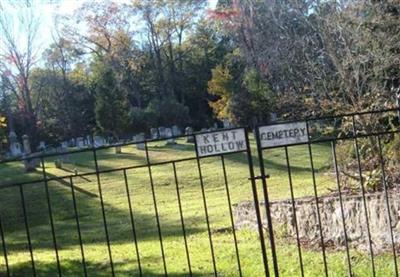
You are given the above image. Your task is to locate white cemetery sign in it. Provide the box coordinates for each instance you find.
[258,122,309,148]
[195,128,247,157]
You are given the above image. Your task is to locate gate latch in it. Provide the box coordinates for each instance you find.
[249,174,270,181]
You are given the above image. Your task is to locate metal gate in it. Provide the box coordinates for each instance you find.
[0,108,399,276]
[253,108,400,277]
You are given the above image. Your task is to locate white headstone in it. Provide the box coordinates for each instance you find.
[165,128,176,145]
[38,141,46,151]
[150,128,159,139]
[172,125,181,136]
[8,131,22,156]
[185,127,194,143]
[76,137,85,148]
[69,138,76,147]
[86,135,92,146]
[22,135,39,172]
[22,135,31,154]
[61,141,68,149]
[94,136,106,147]
[223,119,233,129]
[158,127,166,138]
[10,142,22,156]
[270,112,278,122]
[134,133,145,150]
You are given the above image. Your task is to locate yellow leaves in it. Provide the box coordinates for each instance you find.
[209,95,229,120]
[0,116,6,129]
[208,64,234,120]
[207,65,233,97]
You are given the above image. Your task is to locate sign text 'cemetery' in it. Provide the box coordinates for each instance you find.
[258,122,309,148]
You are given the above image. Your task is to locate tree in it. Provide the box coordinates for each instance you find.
[60,0,134,59]
[208,61,275,126]
[213,0,399,117]
[208,64,234,120]
[133,0,207,101]
[0,0,41,144]
[30,66,95,142]
[93,63,130,139]
[240,68,275,125]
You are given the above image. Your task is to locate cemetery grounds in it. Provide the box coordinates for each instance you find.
[0,137,397,276]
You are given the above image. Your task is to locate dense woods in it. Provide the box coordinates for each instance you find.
[0,0,399,147]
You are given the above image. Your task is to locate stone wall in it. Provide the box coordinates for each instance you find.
[234,191,400,252]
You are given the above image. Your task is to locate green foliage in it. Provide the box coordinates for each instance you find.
[208,62,275,126]
[242,68,275,124]
[93,63,130,138]
[30,68,95,142]
[129,107,149,132]
[145,98,190,127]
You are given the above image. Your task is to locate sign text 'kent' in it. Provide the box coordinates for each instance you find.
[195,129,247,157]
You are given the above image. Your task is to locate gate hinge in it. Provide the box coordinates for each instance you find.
[249,174,270,181]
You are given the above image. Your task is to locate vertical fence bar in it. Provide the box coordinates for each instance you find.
[284,146,304,277]
[351,115,376,277]
[254,127,279,277]
[144,141,168,276]
[40,157,62,277]
[92,149,115,276]
[68,177,87,277]
[122,169,143,277]
[244,129,270,277]
[172,162,192,277]
[193,135,218,277]
[305,122,328,277]
[19,185,36,277]
[377,136,399,277]
[0,215,10,277]
[331,142,353,277]
[220,155,242,277]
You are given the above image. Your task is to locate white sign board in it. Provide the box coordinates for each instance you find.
[258,122,309,148]
[195,129,247,157]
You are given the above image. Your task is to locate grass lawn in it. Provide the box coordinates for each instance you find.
[0,136,398,276]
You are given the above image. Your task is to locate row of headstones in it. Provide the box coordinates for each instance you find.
[149,125,182,139]
[7,120,236,157]
[8,132,30,157]
[62,135,109,149]
[57,116,276,152]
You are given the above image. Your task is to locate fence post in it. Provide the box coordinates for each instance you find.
[244,128,271,277]
[254,127,280,277]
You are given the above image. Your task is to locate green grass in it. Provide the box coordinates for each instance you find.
[0,137,398,276]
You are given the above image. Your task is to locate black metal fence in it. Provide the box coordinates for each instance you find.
[255,108,400,277]
[0,108,399,277]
